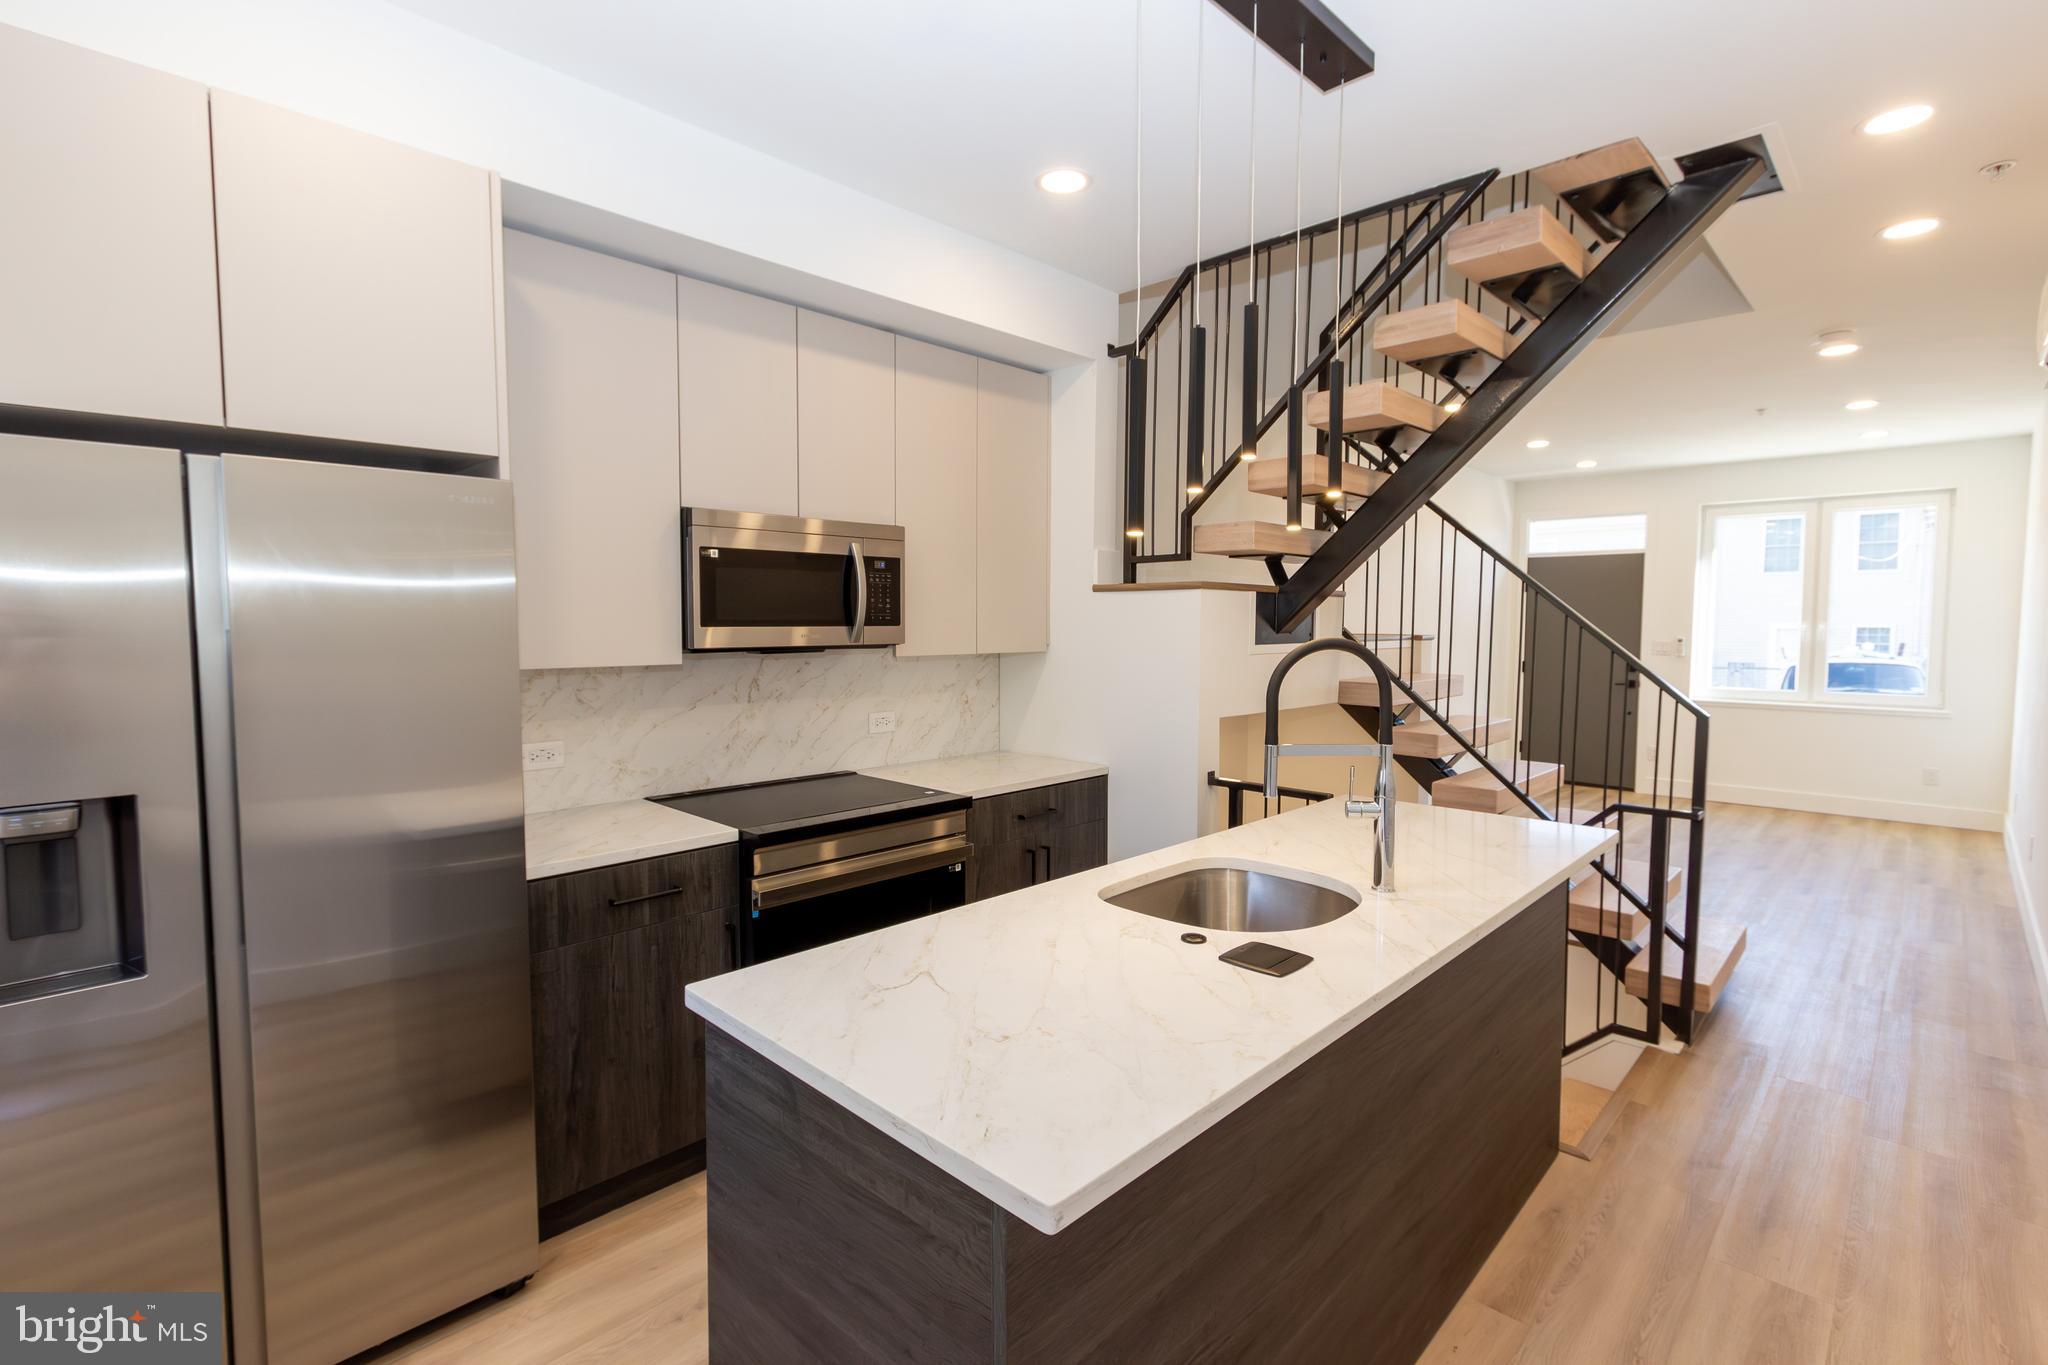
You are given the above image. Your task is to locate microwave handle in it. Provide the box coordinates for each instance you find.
[847,539,868,644]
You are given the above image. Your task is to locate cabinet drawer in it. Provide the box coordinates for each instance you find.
[968,776,1106,846]
[528,845,741,952]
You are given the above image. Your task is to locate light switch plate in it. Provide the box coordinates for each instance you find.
[522,741,565,771]
[868,712,897,735]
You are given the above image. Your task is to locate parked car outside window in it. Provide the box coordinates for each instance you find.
[1778,660,1928,694]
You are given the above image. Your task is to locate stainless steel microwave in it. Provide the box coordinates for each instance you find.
[683,508,905,651]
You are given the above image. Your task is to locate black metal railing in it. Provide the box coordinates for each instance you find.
[1207,771,1331,827]
[1111,167,1504,571]
[1336,436,1710,1048]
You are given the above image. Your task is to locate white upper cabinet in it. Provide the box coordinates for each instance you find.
[797,310,896,526]
[0,26,223,424]
[209,92,500,455]
[504,232,682,670]
[893,338,980,657]
[677,275,798,516]
[976,359,1051,654]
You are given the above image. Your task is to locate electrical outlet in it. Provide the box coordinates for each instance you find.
[1921,767,1939,788]
[523,741,565,771]
[868,711,897,735]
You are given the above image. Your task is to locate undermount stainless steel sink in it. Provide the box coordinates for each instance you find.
[1101,862,1360,933]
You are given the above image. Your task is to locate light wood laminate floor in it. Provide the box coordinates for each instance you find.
[361,804,2048,1364]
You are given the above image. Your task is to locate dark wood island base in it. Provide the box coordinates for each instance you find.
[703,886,1566,1364]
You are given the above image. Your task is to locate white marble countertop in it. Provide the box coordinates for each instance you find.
[687,799,1614,1236]
[525,799,737,880]
[857,750,1108,800]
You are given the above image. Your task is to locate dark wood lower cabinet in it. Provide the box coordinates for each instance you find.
[529,843,739,1232]
[967,779,1108,902]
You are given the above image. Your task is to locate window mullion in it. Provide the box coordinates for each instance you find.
[1801,499,1825,702]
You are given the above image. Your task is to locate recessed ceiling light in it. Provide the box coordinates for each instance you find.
[1036,167,1090,195]
[1525,438,1551,449]
[1880,217,1941,241]
[1844,399,1879,411]
[1814,329,1861,358]
[1575,459,1598,470]
[1861,430,1889,439]
[1861,104,1933,136]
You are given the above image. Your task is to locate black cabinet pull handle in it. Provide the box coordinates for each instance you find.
[1041,844,1053,881]
[1025,847,1038,882]
[608,886,685,909]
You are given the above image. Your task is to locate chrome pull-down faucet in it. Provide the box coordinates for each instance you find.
[1262,636,1397,892]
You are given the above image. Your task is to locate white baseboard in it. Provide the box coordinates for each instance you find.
[2009,820,2048,1018]
[1706,782,2004,832]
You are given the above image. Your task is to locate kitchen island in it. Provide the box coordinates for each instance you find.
[686,798,1614,1363]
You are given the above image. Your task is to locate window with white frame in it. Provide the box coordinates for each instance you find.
[1526,513,1647,556]
[1762,517,1802,574]
[1696,492,1949,705]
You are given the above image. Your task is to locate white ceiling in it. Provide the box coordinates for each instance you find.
[392,0,2048,474]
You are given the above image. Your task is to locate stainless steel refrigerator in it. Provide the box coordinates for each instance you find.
[0,435,537,1363]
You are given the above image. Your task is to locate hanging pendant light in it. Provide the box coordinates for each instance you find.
[1125,0,1147,543]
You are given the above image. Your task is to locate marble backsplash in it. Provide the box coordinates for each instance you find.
[521,653,999,813]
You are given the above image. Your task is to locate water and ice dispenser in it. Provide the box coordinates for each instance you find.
[0,797,144,1003]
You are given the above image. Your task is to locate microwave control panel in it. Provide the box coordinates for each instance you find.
[864,557,900,627]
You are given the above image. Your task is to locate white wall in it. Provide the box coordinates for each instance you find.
[1000,360,1206,858]
[2009,396,2048,1008]
[1514,435,2031,830]
[0,1,1115,367]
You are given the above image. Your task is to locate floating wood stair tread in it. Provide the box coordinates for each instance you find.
[1529,138,1670,242]
[1429,760,1561,815]
[1373,300,1509,365]
[1190,520,1329,559]
[1245,458,1388,501]
[1447,207,1589,285]
[1625,920,1747,1011]
[1391,713,1510,759]
[1559,1078,1622,1160]
[1566,859,1684,938]
[1337,672,1465,707]
[1445,207,1589,320]
[1302,381,1447,435]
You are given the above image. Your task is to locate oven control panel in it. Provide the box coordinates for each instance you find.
[864,557,900,628]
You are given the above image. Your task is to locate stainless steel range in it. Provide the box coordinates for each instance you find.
[653,773,971,965]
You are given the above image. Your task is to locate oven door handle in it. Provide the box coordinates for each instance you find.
[752,833,969,910]
[847,539,868,644]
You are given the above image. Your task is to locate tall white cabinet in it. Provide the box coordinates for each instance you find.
[677,276,798,516]
[797,310,896,525]
[210,92,501,456]
[504,231,683,670]
[976,359,1052,654]
[0,26,223,424]
[893,339,980,657]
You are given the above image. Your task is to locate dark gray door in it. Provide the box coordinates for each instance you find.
[1523,552,1645,793]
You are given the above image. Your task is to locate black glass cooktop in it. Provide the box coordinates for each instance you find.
[649,771,964,840]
